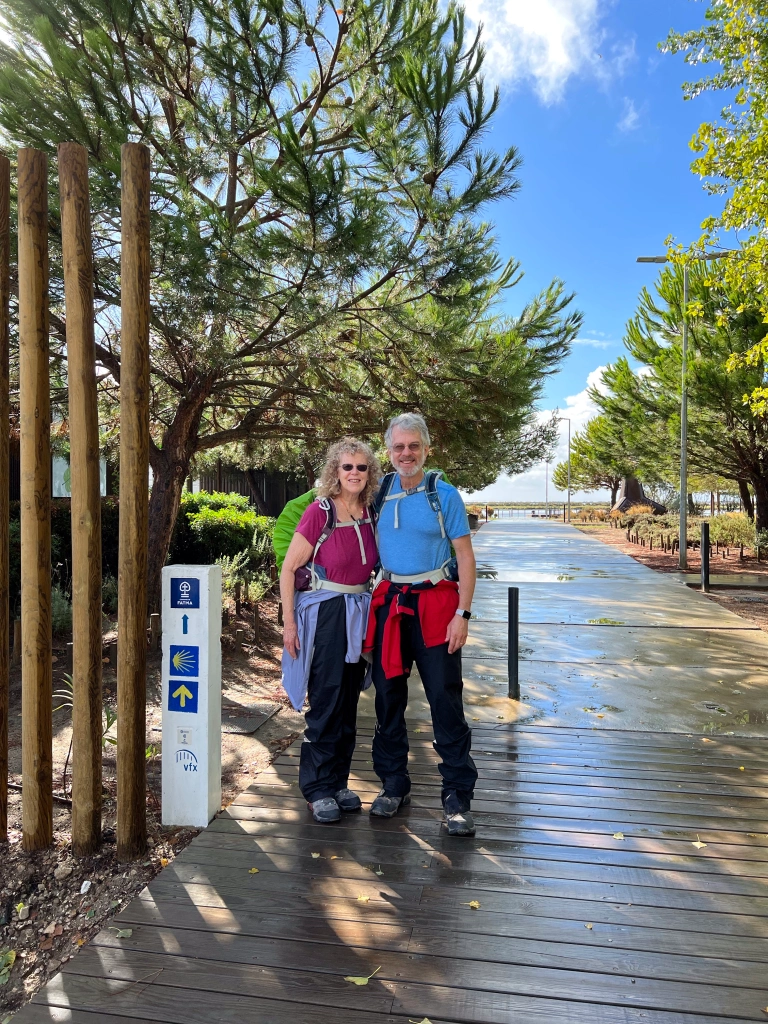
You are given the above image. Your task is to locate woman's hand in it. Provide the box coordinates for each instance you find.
[283,621,300,659]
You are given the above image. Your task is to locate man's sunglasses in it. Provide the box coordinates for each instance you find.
[341,463,369,472]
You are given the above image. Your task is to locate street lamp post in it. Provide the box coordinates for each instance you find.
[558,416,572,522]
[545,459,549,518]
[636,253,721,570]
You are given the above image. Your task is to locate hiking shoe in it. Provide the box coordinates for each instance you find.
[443,807,476,836]
[369,790,411,818]
[308,797,341,823]
[335,788,362,812]
[442,792,476,836]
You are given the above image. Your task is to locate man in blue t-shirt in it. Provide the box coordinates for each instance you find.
[368,412,478,836]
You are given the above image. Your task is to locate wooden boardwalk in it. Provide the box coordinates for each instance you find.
[17,722,768,1024]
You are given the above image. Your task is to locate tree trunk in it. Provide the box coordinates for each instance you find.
[302,456,316,490]
[609,478,619,507]
[738,479,754,521]
[687,493,696,514]
[752,477,768,536]
[146,385,209,613]
[245,470,270,515]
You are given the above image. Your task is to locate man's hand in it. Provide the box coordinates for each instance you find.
[283,621,300,659]
[446,613,469,654]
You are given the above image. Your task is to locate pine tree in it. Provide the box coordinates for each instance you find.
[0,0,580,606]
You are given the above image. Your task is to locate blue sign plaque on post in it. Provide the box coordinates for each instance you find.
[168,678,199,714]
[169,645,200,677]
[171,577,200,609]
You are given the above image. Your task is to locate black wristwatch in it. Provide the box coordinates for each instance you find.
[455,608,472,620]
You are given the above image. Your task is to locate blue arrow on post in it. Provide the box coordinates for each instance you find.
[182,614,189,635]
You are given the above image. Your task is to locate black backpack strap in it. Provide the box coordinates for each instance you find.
[372,472,397,523]
[314,497,336,551]
[424,471,446,538]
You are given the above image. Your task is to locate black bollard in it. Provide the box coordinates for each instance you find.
[508,586,520,700]
[701,521,710,593]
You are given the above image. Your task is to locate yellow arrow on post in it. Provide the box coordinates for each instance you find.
[172,684,194,708]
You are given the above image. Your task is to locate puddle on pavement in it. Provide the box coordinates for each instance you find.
[582,704,624,714]
[695,701,730,715]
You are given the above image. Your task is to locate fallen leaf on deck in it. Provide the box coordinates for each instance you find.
[345,966,381,985]
[613,833,624,840]
[330,855,341,860]
[160,857,169,867]
[739,766,745,771]
[409,1019,433,1023]
[596,714,605,718]
[585,923,593,929]
[692,835,707,850]
[248,868,260,874]
[311,852,321,859]
[357,895,370,903]
[110,928,133,939]
[374,865,384,875]
[463,901,481,910]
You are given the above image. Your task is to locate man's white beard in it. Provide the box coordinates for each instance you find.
[398,461,425,478]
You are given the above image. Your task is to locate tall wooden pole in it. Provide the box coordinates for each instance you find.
[59,143,102,856]
[117,143,150,861]
[0,154,10,843]
[18,148,52,851]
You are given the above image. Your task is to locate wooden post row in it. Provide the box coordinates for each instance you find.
[0,154,9,843]
[117,143,151,862]
[59,143,103,856]
[18,148,53,851]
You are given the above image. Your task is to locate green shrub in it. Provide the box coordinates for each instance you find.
[51,585,72,636]
[189,506,258,561]
[708,512,755,548]
[8,498,121,616]
[102,573,119,614]
[169,491,257,564]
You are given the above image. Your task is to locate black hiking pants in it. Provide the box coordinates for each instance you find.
[371,588,477,810]
[299,595,366,803]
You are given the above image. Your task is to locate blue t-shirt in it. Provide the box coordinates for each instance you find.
[377,478,470,576]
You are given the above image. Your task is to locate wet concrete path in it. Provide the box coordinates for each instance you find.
[462,518,768,736]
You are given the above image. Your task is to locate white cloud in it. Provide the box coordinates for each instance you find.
[461,0,633,103]
[573,335,615,349]
[618,96,640,132]
[465,366,609,501]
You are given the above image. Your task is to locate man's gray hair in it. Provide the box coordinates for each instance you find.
[385,412,431,448]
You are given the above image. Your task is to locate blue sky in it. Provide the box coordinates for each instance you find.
[463,0,726,501]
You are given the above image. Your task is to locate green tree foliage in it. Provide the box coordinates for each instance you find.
[593,263,768,530]
[0,0,580,607]
[551,415,635,506]
[664,2,768,413]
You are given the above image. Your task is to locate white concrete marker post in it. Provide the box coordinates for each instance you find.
[161,564,222,827]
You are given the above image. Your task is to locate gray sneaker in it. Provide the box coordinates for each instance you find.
[335,788,362,812]
[443,807,475,836]
[369,789,411,818]
[308,797,341,823]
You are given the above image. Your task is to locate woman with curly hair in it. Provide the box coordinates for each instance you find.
[280,437,382,823]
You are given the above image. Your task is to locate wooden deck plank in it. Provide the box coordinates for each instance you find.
[174,834,768,898]
[59,943,768,1020]
[13,724,768,1024]
[119,895,768,963]
[195,822,768,874]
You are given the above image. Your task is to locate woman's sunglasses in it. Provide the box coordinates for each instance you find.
[341,463,369,472]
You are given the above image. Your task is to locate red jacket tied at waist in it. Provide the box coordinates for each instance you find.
[363,579,460,679]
